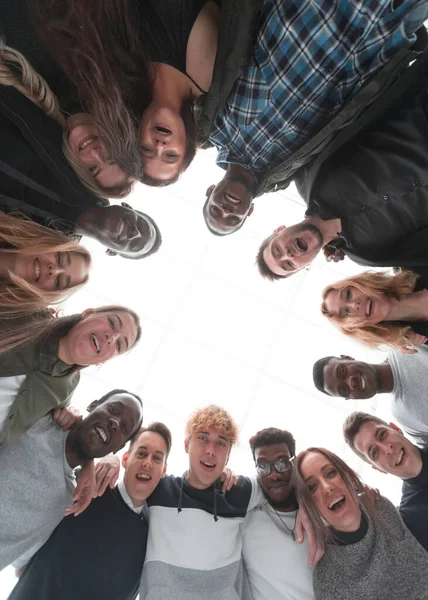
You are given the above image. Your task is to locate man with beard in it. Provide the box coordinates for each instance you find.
[0,388,143,571]
[8,422,171,600]
[313,349,428,446]
[242,427,314,600]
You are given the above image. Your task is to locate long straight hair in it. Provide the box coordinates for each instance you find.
[31,0,199,183]
[294,447,379,547]
[321,270,418,349]
[0,43,134,198]
[0,304,142,358]
[0,212,91,318]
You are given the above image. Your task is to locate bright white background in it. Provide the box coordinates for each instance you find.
[0,148,404,596]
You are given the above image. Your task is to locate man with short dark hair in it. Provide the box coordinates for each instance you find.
[343,411,428,551]
[8,421,171,600]
[242,427,314,600]
[0,389,143,571]
[313,350,428,445]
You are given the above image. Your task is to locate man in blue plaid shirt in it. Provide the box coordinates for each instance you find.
[203,0,428,236]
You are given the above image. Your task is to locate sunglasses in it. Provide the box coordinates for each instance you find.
[256,457,294,476]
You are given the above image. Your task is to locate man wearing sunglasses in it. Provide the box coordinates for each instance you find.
[242,427,314,600]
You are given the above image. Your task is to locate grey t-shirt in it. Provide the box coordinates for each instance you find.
[0,416,75,570]
[389,346,428,446]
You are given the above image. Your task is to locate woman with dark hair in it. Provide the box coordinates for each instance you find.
[321,269,428,353]
[295,447,428,600]
[0,304,142,455]
[0,212,91,318]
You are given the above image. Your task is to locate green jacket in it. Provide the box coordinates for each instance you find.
[0,336,80,454]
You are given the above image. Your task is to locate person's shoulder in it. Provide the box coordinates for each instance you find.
[224,475,255,508]
[146,474,182,507]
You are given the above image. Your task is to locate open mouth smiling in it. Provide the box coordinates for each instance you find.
[328,495,346,511]
[224,193,240,205]
[95,425,108,444]
[295,238,308,252]
[395,448,405,467]
[201,461,216,470]
[91,334,101,354]
[136,473,152,482]
[79,136,99,151]
[365,298,372,318]
[34,257,41,282]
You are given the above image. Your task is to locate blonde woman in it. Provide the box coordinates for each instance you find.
[0,43,134,200]
[321,270,428,353]
[0,212,90,319]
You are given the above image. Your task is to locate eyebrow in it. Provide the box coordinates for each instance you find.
[137,445,165,456]
[115,313,129,351]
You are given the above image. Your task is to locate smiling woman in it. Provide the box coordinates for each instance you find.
[294,447,428,600]
[0,213,91,319]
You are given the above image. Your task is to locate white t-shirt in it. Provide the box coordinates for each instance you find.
[389,346,428,446]
[0,375,26,431]
[242,503,314,600]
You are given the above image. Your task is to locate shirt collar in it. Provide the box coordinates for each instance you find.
[39,336,75,376]
[117,479,145,514]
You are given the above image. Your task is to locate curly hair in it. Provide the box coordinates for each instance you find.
[321,270,418,349]
[185,405,239,446]
[249,427,296,460]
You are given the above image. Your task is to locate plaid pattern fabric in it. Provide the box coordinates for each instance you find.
[210,0,428,178]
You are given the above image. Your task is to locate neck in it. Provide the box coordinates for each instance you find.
[307,216,342,245]
[268,492,298,513]
[186,470,211,490]
[403,446,423,480]
[377,363,395,393]
[123,481,147,508]
[65,429,86,469]
[75,206,101,238]
[226,163,256,192]
[0,250,17,278]
[57,335,74,366]
[152,63,197,104]
[384,291,428,322]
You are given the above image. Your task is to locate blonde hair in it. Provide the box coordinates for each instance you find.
[185,404,239,446]
[0,212,91,319]
[0,43,133,198]
[321,270,418,349]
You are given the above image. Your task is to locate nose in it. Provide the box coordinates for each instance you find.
[384,443,394,456]
[127,225,139,240]
[349,374,358,390]
[86,146,105,164]
[205,442,216,457]
[142,456,153,470]
[154,137,168,147]
[106,331,120,345]
[351,299,361,313]
[320,479,334,495]
[109,416,119,432]
[48,263,64,277]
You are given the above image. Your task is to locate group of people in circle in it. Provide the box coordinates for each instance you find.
[2,0,428,599]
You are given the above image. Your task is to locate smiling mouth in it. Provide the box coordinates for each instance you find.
[295,238,308,252]
[92,334,101,353]
[95,425,108,443]
[79,136,98,151]
[136,473,152,482]
[201,461,216,470]
[365,298,372,318]
[328,495,346,510]
[396,448,405,467]
[225,192,240,204]
[34,257,41,282]
[117,219,125,239]
[360,376,366,391]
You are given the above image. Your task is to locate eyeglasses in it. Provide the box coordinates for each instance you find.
[255,457,294,476]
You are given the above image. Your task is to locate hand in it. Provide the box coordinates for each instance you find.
[94,454,120,497]
[65,460,95,517]
[220,467,239,493]
[399,332,428,354]
[52,406,82,431]
[323,245,345,263]
[361,484,380,504]
[295,508,324,567]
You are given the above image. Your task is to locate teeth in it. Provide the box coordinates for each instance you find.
[328,496,345,510]
[79,137,97,150]
[117,220,125,238]
[225,193,240,204]
[136,474,151,481]
[95,426,107,442]
[201,461,215,467]
[396,449,404,466]
[92,334,100,353]
[361,377,366,390]
[366,298,372,317]
[34,258,40,281]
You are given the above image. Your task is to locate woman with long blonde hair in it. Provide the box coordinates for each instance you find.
[0,43,134,199]
[321,269,428,352]
[0,212,91,319]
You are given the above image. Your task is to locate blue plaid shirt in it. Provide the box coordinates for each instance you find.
[210,0,428,180]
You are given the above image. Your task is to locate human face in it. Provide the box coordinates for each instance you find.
[139,105,185,180]
[59,309,139,366]
[122,431,167,506]
[13,251,89,292]
[300,452,361,533]
[354,421,421,479]
[263,223,323,277]
[205,177,254,234]
[76,392,143,458]
[255,443,294,508]
[185,427,231,489]
[94,205,157,258]
[323,286,390,324]
[67,113,128,188]
[323,357,380,399]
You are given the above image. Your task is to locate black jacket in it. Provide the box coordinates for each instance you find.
[0,85,104,230]
[195,0,263,145]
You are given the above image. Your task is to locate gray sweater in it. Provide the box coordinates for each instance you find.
[314,497,428,600]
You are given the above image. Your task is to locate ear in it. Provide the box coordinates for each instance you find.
[206,184,215,198]
[274,225,285,234]
[389,422,403,435]
[122,451,129,469]
[106,249,117,257]
[340,355,354,360]
[371,464,387,474]
[248,204,255,217]
[161,463,167,478]
[81,308,95,320]
[184,438,190,454]
[86,399,99,413]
